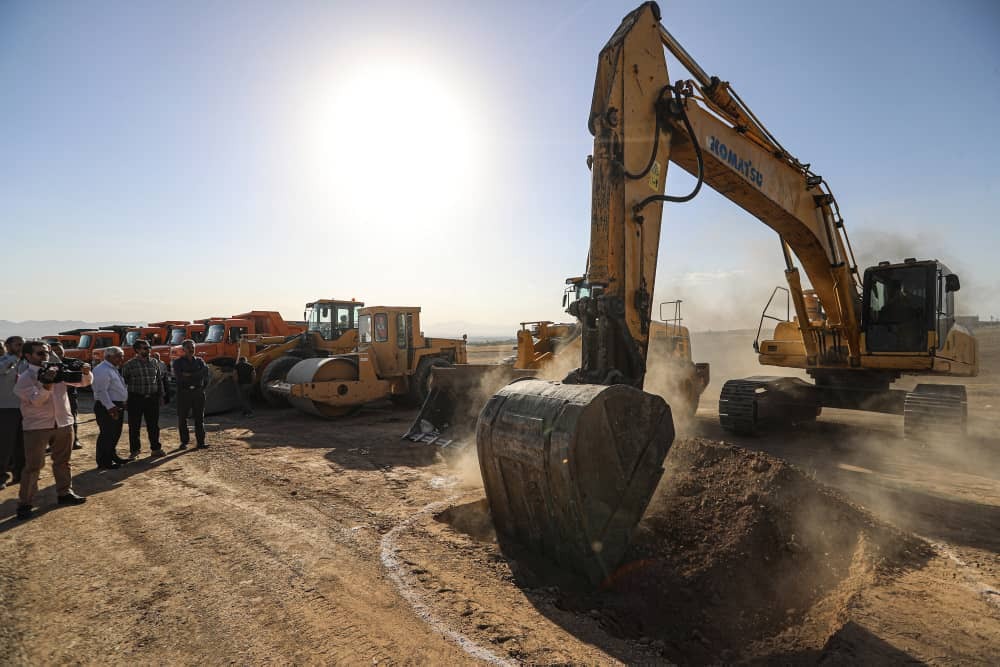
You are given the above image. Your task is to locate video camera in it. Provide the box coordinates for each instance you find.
[38,358,86,384]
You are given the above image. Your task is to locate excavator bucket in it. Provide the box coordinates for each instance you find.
[403,365,536,453]
[477,379,674,584]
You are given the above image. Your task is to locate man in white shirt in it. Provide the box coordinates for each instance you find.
[13,341,92,520]
[91,346,130,470]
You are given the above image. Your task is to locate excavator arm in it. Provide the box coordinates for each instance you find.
[576,1,861,384]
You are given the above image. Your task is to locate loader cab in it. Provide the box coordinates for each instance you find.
[305,299,364,341]
[653,300,692,361]
[357,306,420,377]
[862,259,959,354]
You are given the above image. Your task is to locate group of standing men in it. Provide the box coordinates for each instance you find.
[0,335,211,520]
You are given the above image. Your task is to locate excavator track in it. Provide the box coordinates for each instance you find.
[718,378,768,435]
[903,384,967,442]
[719,376,820,435]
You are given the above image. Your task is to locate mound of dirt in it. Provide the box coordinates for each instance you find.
[438,437,933,664]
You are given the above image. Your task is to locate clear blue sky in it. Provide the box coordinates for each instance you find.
[2,0,998,333]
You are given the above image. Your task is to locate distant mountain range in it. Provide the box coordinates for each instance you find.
[421,320,521,342]
[0,320,141,341]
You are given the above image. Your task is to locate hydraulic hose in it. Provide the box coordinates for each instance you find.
[633,87,704,215]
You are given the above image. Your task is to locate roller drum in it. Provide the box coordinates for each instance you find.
[287,356,358,418]
[477,378,674,584]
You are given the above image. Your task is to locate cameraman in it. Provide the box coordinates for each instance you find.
[92,347,130,469]
[50,342,83,451]
[13,341,91,520]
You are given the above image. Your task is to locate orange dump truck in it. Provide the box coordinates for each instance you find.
[63,326,133,365]
[93,321,189,365]
[151,321,209,364]
[171,311,305,368]
[43,331,83,350]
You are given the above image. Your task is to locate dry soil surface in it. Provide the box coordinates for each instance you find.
[0,330,998,664]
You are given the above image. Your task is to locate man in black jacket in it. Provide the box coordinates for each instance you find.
[172,339,209,449]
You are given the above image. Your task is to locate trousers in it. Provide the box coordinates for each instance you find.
[0,408,23,480]
[94,402,125,466]
[176,389,206,446]
[20,425,73,505]
[127,393,162,454]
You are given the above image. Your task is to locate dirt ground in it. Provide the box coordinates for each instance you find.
[0,330,998,665]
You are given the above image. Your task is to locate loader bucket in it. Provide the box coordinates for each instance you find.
[204,367,240,415]
[403,364,536,451]
[477,379,674,585]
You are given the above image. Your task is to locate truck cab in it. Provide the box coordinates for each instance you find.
[43,334,81,350]
[64,326,131,365]
[95,325,178,364]
[179,318,255,366]
[152,323,205,367]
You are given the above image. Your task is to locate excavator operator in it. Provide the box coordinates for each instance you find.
[878,278,925,351]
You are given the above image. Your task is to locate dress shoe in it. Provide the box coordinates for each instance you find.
[57,492,87,505]
[72,442,83,450]
[150,449,166,458]
[196,444,208,449]
[177,443,188,450]
[128,451,139,460]
[112,458,131,466]
[16,504,32,520]
[97,461,121,470]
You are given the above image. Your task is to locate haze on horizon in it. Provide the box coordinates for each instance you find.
[2,0,998,337]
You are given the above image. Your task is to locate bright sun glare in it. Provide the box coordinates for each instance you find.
[313,62,482,225]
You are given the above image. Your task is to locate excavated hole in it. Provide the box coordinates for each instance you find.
[437,438,930,664]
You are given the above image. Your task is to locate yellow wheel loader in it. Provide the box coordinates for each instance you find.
[267,305,468,418]
[471,2,976,585]
[250,299,363,407]
[647,300,710,417]
[406,285,709,446]
[203,299,363,414]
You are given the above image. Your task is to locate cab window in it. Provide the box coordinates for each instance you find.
[396,314,407,349]
[358,314,372,344]
[335,306,352,330]
[374,313,389,342]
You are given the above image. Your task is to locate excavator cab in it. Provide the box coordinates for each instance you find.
[862,259,959,354]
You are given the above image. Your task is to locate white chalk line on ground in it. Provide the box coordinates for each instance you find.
[380,497,517,667]
[928,539,1000,610]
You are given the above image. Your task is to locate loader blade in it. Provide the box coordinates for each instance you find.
[477,379,674,585]
[403,365,536,453]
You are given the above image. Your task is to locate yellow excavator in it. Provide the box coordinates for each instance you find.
[476,2,977,584]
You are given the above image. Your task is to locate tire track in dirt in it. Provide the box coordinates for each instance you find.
[380,497,516,667]
[118,451,463,665]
